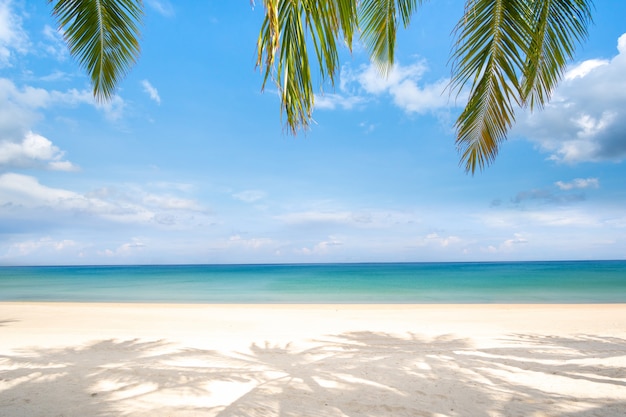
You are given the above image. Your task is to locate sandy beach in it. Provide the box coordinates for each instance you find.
[1,303,626,416]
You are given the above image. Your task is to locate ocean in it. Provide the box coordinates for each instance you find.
[1,261,625,303]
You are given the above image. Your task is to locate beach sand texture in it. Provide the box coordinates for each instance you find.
[1,303,626,416]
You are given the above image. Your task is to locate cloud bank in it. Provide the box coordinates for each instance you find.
[516,33,626,163]
[315,60,452,114]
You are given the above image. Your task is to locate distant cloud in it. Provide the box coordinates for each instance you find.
[0,173,81,207]
[512,188,586,205]
[277,211,356,225]
[0,131,78,171]
[516,33,626,163]
[232,190,266,203]
[276,209,418,229]
[0,79,44,140]
[482,233,529,254]
[0,78,128,171]
[0,77,125,124]
[41,24,68,61]
[99,238,147,257]
[228,234,274,249]
[39,70,71,82]
[0,77,126,151]
[416,232,462,248]
[0,174,209,227]
[508,179,599,206]
[555,178,599,190]
[354,62,451,113]
[315,60,453,114]
[315,93,365,110]
[3,237,79,258]
[564,59,608,80]
[141,79,161,104]
[146,0,175,17]
[502,233,528,247]
[0,0,29,67]
[141,191,202,211]
[295,236,343,255]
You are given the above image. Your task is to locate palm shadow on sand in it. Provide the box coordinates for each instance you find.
[1,332,625,416]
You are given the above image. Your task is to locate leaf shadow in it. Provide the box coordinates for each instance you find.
[1,332,625,416]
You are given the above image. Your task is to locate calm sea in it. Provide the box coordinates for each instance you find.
[1,261,625,303]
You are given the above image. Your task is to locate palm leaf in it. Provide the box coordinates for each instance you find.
[359,0,423,74]
[257,0,358,133]
[451,0,532,173]
[49,0,143,102]
[451,0,592,173]
[521,0,593,110]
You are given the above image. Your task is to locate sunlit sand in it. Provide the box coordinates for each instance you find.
[1,303,626,416]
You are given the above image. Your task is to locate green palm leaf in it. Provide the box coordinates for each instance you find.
[450,0,531,174]
[51,0,594,174]
[257,0,358,133]
[257,0,425,133]
[451,0,592,173]
[522,0,593,110]
[49,0,143,102]
[359,0,423,73]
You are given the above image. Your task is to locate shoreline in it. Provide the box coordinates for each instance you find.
[2,303,626,416]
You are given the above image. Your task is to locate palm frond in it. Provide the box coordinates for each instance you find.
[359,0,423,74]
[257,0,358,133]
[450,0,530,174]
[451,0,593,173]
[49,0,143,102]
[522,0,593,109]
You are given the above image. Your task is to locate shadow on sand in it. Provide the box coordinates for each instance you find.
[1,332,625,416]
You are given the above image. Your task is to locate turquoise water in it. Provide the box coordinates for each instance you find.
[1,261,625,303]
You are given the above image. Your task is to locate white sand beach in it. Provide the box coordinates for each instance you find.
[1,303,626,416]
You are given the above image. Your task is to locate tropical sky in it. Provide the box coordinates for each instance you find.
[1,0,625,265]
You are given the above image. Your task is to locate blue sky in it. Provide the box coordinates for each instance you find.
[0,0,625,265]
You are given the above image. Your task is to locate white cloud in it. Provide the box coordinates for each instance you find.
[0,173,78,205]
[39,70,71,82]
[3,237,79,258]
[516,33,626,163]
[479,207,603,229]
[277,210,362,226]
[564,59,608,80]
[315,60,453,114]
[141,192,203,211]
[41,24,68,61]
[0,131,78,171]
[232,190,266,203]
[0,174,209,226]
[50,87,126,121]
[0,80,79,170]
[0,80,45,140]
[315,93,364,110]
[295,236,343,255]
[0,78,129,170]
[502,233,529,248]
[416,232,462,248]
[100,238,146,257]
[555,178,599,191]
[141,79,161,104]
[0,78,125,137]
[481,233,529,254]
[354,62,450,113]
[0,0,29,67]
[227,234,274,249]
[146,0,175,17]
[275,209,423,234]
